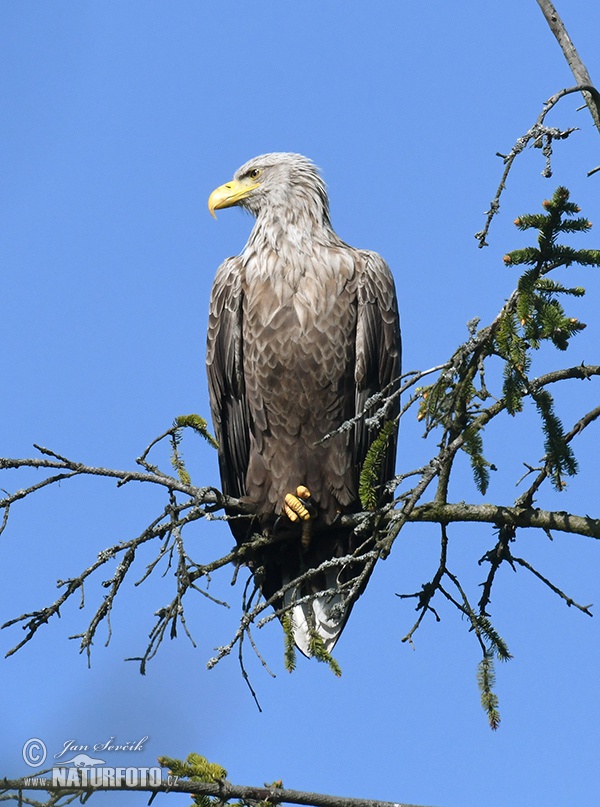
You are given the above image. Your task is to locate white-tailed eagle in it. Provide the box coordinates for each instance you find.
[207,153,401,656]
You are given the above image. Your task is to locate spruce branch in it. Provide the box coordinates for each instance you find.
[359,420,398,509]
[477,651,501,731]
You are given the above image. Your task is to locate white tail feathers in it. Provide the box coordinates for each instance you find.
[282,572,348,657]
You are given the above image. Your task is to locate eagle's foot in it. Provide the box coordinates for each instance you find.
[283,486,316,549]
[283,485,314,522]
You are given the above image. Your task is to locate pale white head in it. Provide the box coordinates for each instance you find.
[208,152,331,226]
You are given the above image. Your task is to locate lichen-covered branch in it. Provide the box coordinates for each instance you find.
[475,84,598,247]
[408,500,600,540]
[0,776,432,807]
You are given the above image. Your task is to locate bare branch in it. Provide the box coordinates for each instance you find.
[0,777,435,807]
[509,553,593,616]
[516,403,600,508]
[536,0,600,134]
[475,85,597,247]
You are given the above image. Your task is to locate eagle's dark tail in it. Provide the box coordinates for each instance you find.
[254,523,373,657]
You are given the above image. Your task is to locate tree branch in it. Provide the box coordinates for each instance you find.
[475,85,596,247]
[536,0,600,135]
[0,777,436,807]
[408,501,600,540]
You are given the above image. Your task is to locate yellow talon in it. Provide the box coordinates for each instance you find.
[283,487,312,522]
[283,499,299,522]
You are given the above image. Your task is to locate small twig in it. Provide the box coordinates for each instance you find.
[399,523,449,646]
[516,403,600,508]
[510,554,593,616]
[477,525,516,615]
[316,364,447,445]
[475,84,598,247]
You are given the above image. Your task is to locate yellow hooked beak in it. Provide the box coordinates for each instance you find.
[208,176,261,219]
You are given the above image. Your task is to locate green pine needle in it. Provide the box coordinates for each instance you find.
[462,425,493,495]
[169,415,219,485]
[533,389,578,487]
[477,653,501,731]
[174,414,219,450]
[535,278,585,296]
[359,420,397,510]
[282,612,297,673]
[170,430,191,486]
[498,187,599,422]
[308,630,342,677]
[474,615,512,662]
[503,246,540,266]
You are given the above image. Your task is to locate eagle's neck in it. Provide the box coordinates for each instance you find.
[241,205,354,303]
[246,201,339,262]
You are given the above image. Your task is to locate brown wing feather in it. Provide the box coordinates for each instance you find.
[354,250,402,497]
[206,256,250,503]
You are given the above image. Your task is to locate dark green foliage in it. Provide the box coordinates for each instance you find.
[282,611,297,673]
[495,187,599,483]
[174,414,219,450]
[478,188,596,717]
[359,420,397,510]
[170,428,190,486]
[467,606,511,729]
[416,186,597,495]
[417,354,495,493]
[477,652,501,731]
[282,611,341,675]
[474,613,512,662]
[462,425,493,495]
[533,389,578,489]
[409,188,598,727]
[307,629,342,677]
[534,278,585,296]
[170,415,219,485]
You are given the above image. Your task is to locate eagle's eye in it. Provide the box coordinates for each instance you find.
[248,168,262,180]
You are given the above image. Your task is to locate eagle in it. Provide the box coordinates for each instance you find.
[206,153,401,657]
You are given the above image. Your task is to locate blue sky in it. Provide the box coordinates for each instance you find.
[1,2,600,806]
